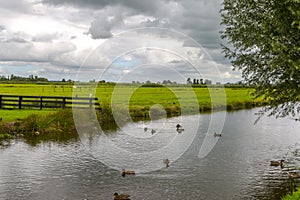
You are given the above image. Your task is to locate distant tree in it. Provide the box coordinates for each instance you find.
[196,79,199,84]
[62,78,66,82]
[37,77,48,82]
[200,78,204,85]
[220,0,300,120]
[186,77,192,84]
[0,75,7,81]
[193,78,196,84]
[146,80,151,84]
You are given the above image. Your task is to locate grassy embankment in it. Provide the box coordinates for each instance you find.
[0,109,78,145]
[0,83,265,143]
[281,188,300,200]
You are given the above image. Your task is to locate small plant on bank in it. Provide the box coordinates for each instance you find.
[281,187,300,200]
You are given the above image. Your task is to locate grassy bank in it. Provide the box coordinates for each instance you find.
[281,188,300,200]
[97,85,264,119]
[0,109,56,122]
[0,106,121,144]
[0,109,78,145]
[0,83,265,122]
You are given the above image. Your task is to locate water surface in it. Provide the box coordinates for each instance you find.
[0,109,300,200]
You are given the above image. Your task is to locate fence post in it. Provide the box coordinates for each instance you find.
[0,95,2,109]
[40,97,43,110]
[62,97,66,109]
[18,96,22,109]
[89,94,93,108]
[89,98,93,108]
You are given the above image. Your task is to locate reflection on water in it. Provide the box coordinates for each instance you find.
[23,130,79,147]
[0,108,300,200]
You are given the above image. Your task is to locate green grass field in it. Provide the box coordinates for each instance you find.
[0,83,263,122]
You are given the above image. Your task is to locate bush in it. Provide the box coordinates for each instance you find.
[19,109,75,136]
[0,133,13,140]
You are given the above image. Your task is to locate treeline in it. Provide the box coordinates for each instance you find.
[0,74,48,82]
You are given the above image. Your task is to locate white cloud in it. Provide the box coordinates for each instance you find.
[0,66,5,73]
[0,0,237,82]
[222,72,231,78]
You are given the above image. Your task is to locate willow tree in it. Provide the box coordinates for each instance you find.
[220,0,300,121]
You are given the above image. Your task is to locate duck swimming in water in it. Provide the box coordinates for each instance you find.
[270,160,284,168]
[213,132,222,137]
[163,159,170,167]
[114,192,131,200]
[288,172,300,179]
[176,124,184,133]
[121,169,135,177]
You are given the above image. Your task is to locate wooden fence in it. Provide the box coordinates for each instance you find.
[0,95,100,110]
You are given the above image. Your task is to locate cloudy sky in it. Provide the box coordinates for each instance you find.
[0,0,241,83]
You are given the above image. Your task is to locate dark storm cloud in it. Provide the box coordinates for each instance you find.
[42,0,169,15]
[87,7,125,39]
[42,0,224,51]
[44,0,177,39]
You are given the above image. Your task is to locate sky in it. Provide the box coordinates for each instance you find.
[0,0,242,83]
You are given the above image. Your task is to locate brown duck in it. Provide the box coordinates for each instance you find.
[114,192,130,200]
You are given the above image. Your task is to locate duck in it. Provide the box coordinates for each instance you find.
[144,127,148,132]
[288,172,300,179]
[213,132,222,137]
[151,129,156,134]
[176,124,182,130]
[34,131,40,136]
[121,169,135,177]
[113,192,131,200]
[270,160,284,168]
[163,159,170,167]
[176,124,184,133]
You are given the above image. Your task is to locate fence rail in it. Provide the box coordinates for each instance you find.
[0,94,100,110]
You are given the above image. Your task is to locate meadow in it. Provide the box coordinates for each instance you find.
[0,83,264,122]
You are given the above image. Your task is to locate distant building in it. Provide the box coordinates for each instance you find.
[205,79,212,85]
